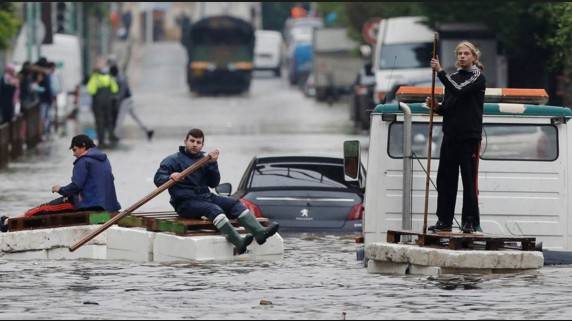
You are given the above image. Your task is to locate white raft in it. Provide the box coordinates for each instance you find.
[0,225,284,262]
[366,242,544,276]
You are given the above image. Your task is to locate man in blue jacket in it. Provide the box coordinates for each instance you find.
[154,128,279,254]
[1,135,121,231]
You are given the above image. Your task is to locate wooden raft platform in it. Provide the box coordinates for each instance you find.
[6,211,269,237]
[387,229,537,251]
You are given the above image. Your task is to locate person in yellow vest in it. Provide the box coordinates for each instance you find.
[87,61,119,148]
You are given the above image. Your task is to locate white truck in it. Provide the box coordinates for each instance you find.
[312,28,362,104]
[344,86,572,263]
[373,16,434,104]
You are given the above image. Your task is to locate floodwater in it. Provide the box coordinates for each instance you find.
[0,42,571,319]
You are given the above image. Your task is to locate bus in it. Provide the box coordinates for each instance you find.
[185,15,255,95]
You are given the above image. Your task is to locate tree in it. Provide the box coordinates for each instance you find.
[421,2,562,103]
[0,3,20,50]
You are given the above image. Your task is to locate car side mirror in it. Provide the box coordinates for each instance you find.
[343,140,360,181]
[215,183,232,196]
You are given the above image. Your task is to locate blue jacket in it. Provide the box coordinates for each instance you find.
[58,148,121,212]
[154,147,220,208]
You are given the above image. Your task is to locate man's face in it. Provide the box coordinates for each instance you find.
[185,135,204,154]
[71,146,87,158]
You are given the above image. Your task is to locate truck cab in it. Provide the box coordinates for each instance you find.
[346,87,572,254]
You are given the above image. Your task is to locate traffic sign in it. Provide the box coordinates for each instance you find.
[362,18,381,45]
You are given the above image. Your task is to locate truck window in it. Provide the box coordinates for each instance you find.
[379,43,432,70]
[388,122,558,161]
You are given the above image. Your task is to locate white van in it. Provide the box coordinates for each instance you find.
[373,16,434,104]
[254,30,283,77]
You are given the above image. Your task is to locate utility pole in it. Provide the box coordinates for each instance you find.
[34,2,41,60]
[26,3,33,62]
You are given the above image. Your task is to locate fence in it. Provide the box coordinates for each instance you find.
[0,104,43,170]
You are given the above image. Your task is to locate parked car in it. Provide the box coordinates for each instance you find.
[373,16,434,104]
[216,156,365,233]
[254,30,283,77]
[350,62,376,130]
[313,28,362,104]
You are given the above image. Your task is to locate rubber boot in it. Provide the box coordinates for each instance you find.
[213,214,253,255]
[238,210,280,245]
[0,216,8,233]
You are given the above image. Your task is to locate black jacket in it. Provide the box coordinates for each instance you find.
[154,147,220,208]
[436,65,486,140]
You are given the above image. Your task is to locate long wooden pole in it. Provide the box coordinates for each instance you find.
[423,32,439,235]
[69,155,212,252]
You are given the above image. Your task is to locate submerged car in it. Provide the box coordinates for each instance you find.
[216,156,365,233]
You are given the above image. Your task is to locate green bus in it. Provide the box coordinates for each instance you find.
[185,15,255,95]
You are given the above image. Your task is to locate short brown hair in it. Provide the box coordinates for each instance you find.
[186,128,204,142]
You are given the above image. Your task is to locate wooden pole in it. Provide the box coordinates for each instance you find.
[423,32,439,235]
[69,155,212,252]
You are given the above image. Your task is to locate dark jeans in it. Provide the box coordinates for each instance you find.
[92,89,116,145]
[176,194,247,221]
[436,135,481,227]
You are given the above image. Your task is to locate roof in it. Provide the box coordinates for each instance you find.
[373,103,572,117]
[255,156,343,165]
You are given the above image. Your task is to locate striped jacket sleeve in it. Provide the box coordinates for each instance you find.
[437,69,484,95]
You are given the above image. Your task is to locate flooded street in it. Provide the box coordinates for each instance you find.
[1,42,571,319]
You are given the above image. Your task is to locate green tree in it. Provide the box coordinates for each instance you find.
[421,2,562,103]
[544,3,572,71]
[0,3,20,50]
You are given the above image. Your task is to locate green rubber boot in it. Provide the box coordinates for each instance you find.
[238,210,280,245]
[214,214,253,255]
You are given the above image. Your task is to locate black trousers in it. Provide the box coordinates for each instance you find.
[436,135,481,227]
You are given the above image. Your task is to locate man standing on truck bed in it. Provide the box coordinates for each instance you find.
[426,41,486,234]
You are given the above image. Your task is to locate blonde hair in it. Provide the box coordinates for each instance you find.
[455,41,484,70]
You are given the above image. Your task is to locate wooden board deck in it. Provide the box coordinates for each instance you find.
[5,211,269,237]
[7,212,111,232]
[387,229,537,251]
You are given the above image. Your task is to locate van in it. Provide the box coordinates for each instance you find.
[373,16,434,104]
[254,30,283,77]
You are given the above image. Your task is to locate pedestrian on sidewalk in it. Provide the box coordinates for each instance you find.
[153,128,279,254]
[87,60,119,148]
[35,57,53,139]
[0,64,19,124]
[110,64,154,141]
[426,41,486,234]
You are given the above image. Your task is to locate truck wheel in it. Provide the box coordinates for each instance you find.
[274,67,281,77]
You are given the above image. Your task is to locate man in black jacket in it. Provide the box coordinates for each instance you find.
[154,128,279,254]
[426,41,486,234]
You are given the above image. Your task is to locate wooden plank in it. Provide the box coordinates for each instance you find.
[387,230,400,244]
[7,212,91,232]
[387,229,537,252]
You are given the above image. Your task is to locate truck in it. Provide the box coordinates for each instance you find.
[185,15,255,95]
[312,28,362,104]
[344,86,572,264]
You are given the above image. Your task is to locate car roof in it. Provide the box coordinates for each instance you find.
[254,155,343,165]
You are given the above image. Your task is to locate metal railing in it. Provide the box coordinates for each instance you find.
[0,104,43,170]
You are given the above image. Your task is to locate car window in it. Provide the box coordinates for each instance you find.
[388,122,558,161]
[249,163,349,189]
[379,43,432,70]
